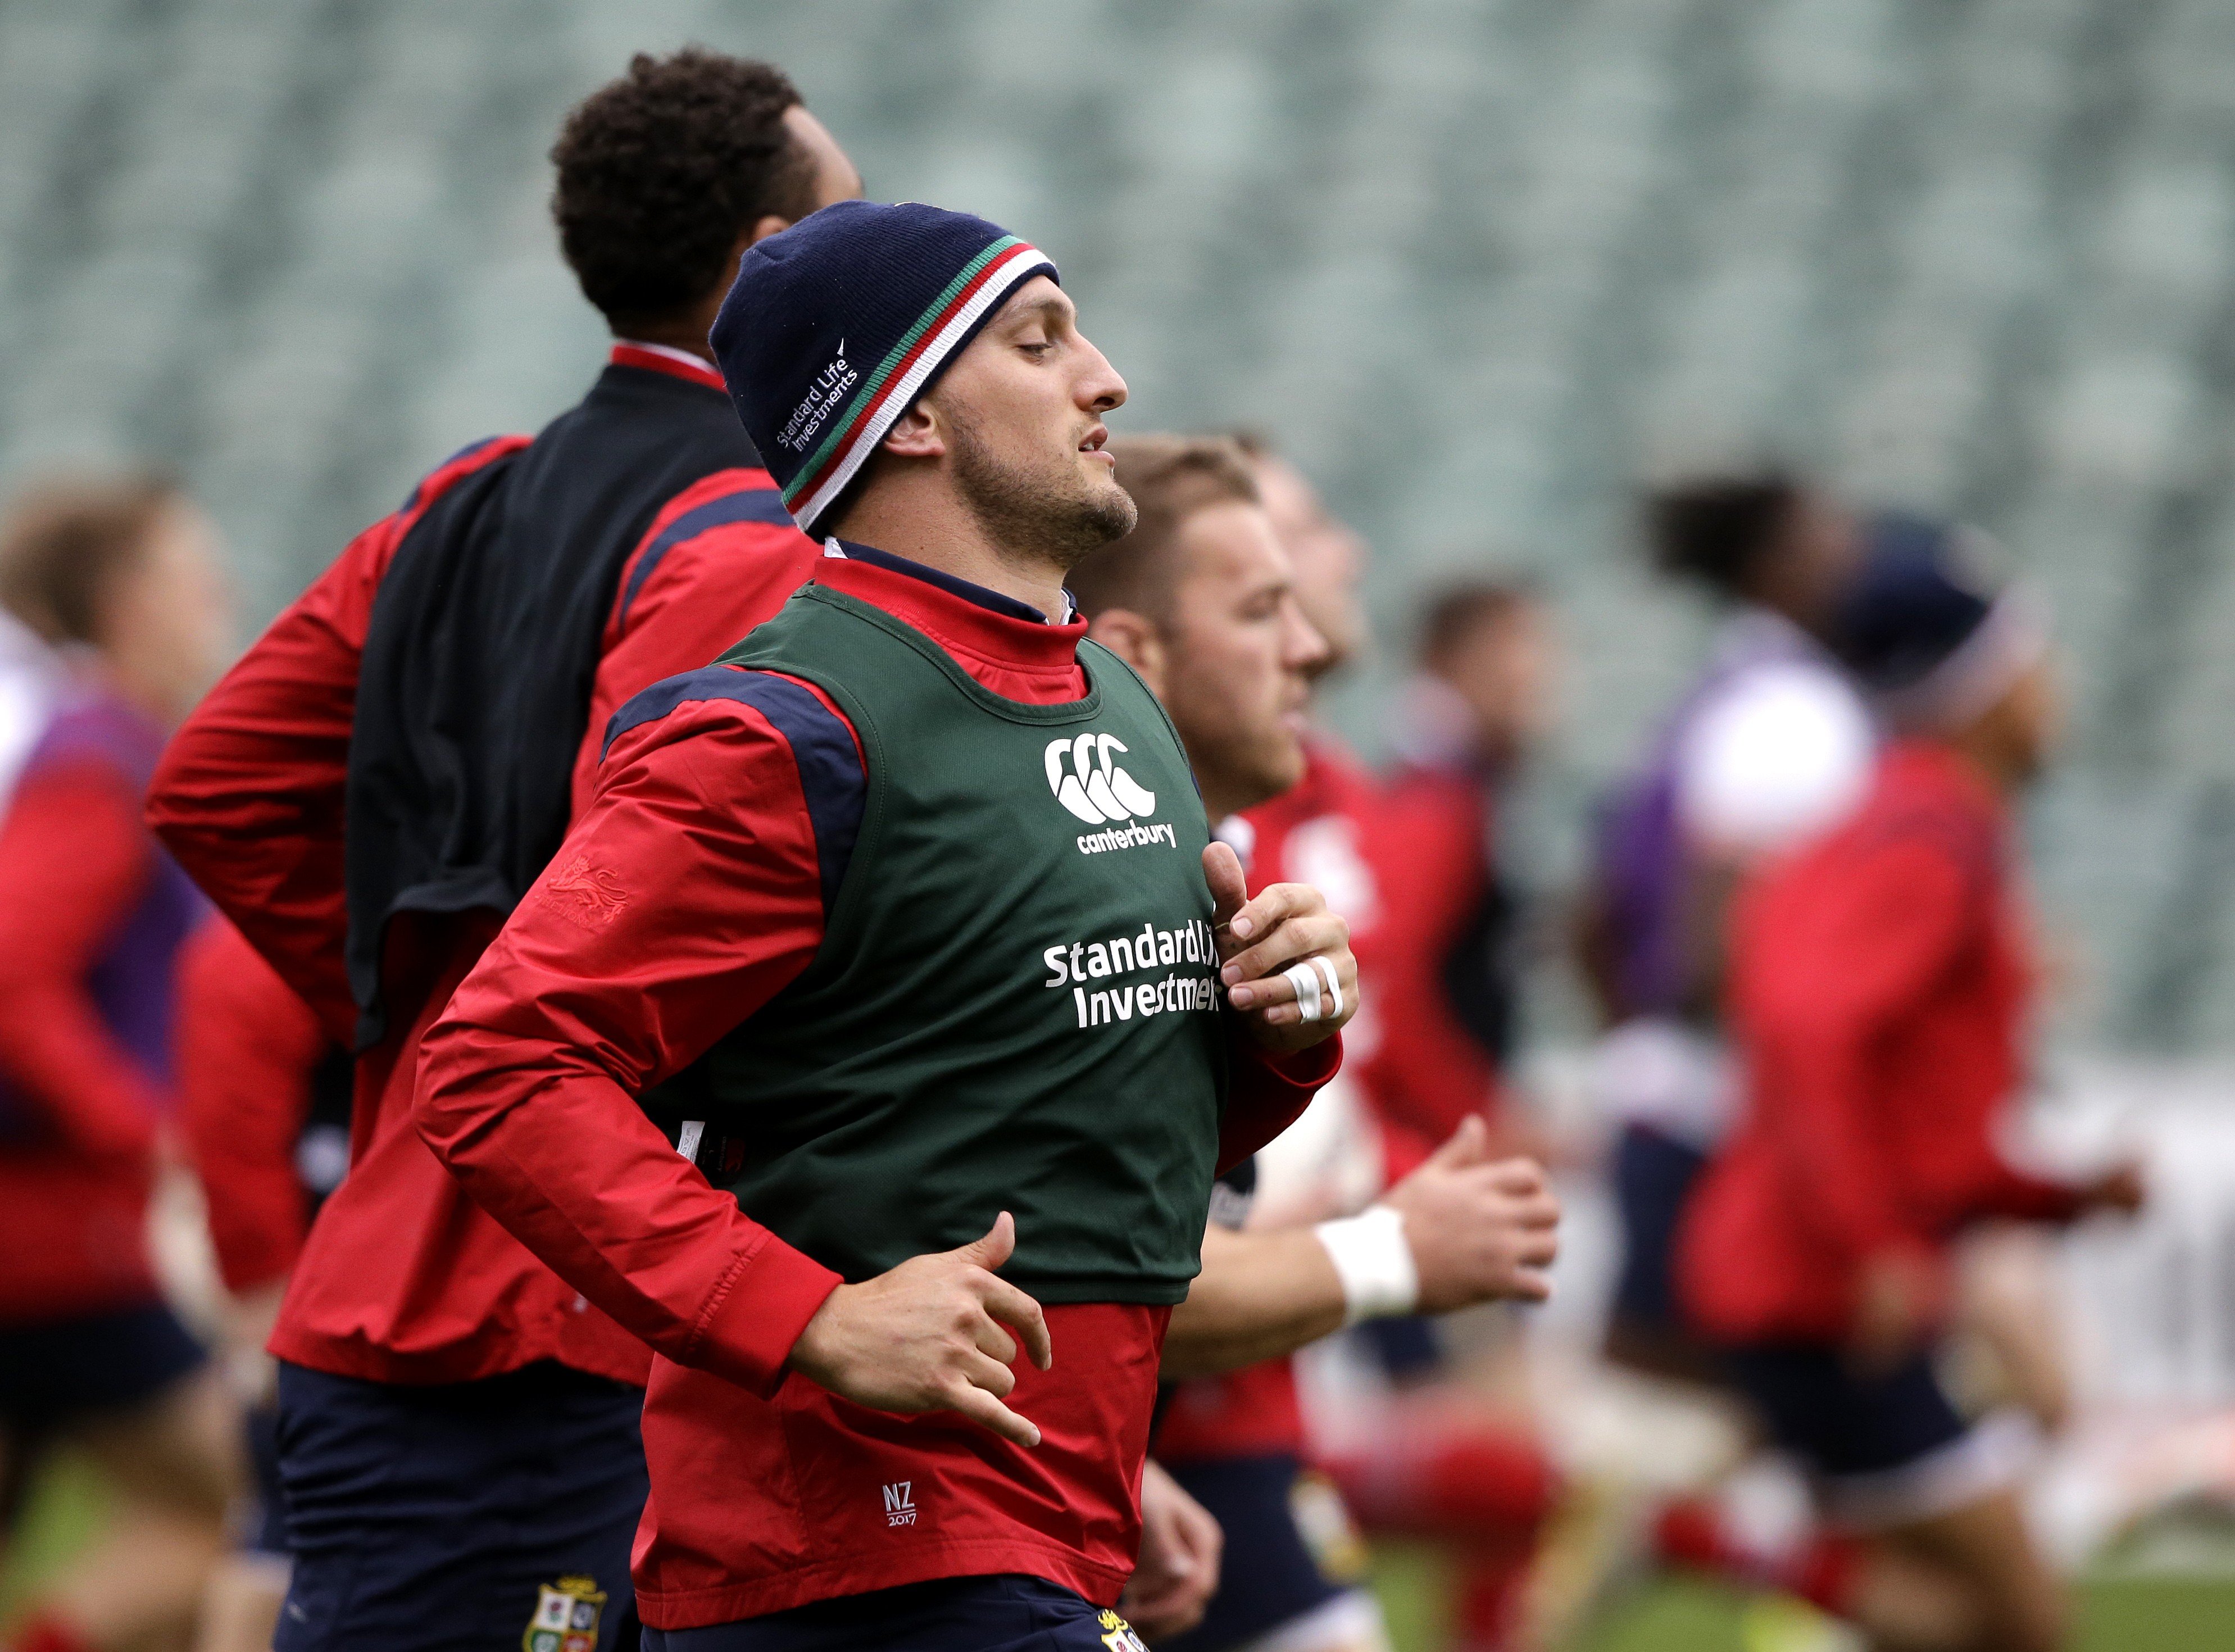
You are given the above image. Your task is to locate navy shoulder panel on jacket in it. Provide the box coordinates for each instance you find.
[617,487,798,623]
[602,666,862,914]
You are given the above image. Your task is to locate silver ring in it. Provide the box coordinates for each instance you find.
[1284,961,1324,1022]
[1310,955,1343,1022]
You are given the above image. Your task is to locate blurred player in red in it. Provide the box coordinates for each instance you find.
[1351,579,1570,1651]
[1074,439,1562,1652]
[1079,442,1563,1652]
[1681,532,2145,1652]
[1372,582,1552,1174]
[0,479,240,1652]
[146,51,858,1652]
[174,917,348,1652]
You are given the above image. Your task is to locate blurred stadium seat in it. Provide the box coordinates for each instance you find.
[5,0,2235,1048]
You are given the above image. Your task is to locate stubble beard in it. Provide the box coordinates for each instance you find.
[947,406,1139,574]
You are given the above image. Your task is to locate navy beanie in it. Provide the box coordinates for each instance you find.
[710,199,1058,536]
[1829,514,1993,695]
[1830,512,2046,728]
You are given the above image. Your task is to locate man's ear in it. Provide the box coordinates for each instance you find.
[1087,608,1168,699]
[879,401,946,461]
[745,214,793,249]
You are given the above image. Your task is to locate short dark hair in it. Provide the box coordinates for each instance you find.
[1418,580,1534,671]
[551,49,817,333]
[1070,436,1260,623]
[1645,473,1802,594]
[0,474,181,645]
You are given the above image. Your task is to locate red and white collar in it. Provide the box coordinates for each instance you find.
[609,339,726,393]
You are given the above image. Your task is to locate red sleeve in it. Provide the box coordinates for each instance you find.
[176,919,330,1292]
[573,473,820,818]
[1746,824,1983,1263]
[147,438,529,1042]
[416,689,847,1397]
[146,519,389,1042]
[0,762,164,1159]
[1218,1027,1342,1175]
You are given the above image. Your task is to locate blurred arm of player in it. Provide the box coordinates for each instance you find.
[1119,1459,1225,1641]
[1160,1116,1559,1380]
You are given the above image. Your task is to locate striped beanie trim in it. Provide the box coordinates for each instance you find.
[781,237,1052,531]
[710,202,1060,538]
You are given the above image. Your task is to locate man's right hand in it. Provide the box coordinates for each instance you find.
[1381,1117,1561,1311]
[784,1211,1053,1447]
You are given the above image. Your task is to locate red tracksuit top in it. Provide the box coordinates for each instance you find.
[1678,740,2087,1346]
[176,917,333,1295]
[412,548,1336,1628]
[146,344,824,1386]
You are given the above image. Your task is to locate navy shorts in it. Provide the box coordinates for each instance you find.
[243,1399,289,1555]
[272,1360,647,1652]
[1724,1342,1971,1481]
[1609,1123,1710,1334]
[0,1300,206,1436]
[642,1575,1142,1651]
[1158,1454,1355,1652]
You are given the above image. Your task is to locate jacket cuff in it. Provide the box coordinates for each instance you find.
[688,1228,843,1399]
[1218,1028,1344,1174]
[1262,1031,1343,1090]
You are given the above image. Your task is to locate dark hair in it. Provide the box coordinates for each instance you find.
[1418,580,1534,671]
[0,475,182,646]
[1069,436,1260,623]
[551,49,818,333]
[1645,473,1802,594]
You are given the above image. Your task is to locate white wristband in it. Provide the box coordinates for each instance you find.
[1314,1204,1419,1326]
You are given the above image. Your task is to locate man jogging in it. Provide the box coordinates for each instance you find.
[147,52,860,1650]
[414,201,1355,1651]
[1070,436,1562,1652]
[1680,534,2143,1652]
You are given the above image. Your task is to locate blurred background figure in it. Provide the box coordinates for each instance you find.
[1680,532,2146,1652]
[1577,473,1873,1387]
[1115,439,1570,1652]
[1380,581,1554,1170]
[0,479,241,1652]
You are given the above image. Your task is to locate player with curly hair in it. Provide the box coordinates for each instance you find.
[148,49,861,1652]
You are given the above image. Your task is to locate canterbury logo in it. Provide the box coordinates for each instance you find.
[1044,733,1157,824]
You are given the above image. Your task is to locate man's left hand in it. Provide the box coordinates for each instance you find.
[1204,842,1356,1054]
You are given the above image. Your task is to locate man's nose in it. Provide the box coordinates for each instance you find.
[1284,601,1330,671]
[1075,337,1127,412]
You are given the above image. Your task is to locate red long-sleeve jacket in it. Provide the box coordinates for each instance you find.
[1678,741,2086,1345]
[413,546,1337,1627]
[176,918,333,1295]
[146,345,825,1385]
